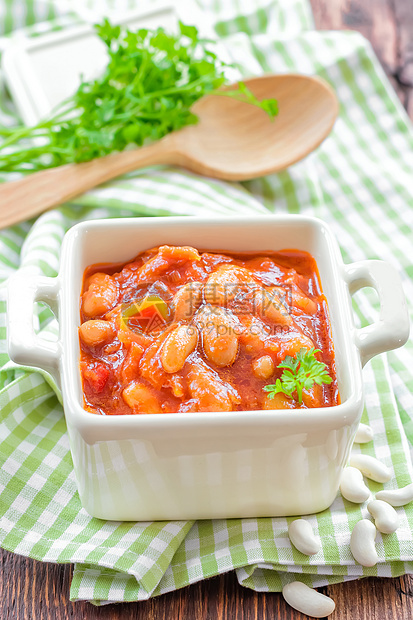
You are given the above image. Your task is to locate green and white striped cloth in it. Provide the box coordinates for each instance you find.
[1,0,413,605]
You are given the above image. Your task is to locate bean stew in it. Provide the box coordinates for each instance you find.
[79,245,339,414]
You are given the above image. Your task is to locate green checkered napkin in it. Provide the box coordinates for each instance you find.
[1,0,413,605]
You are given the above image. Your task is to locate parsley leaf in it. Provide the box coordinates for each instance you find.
[0,19,278,172]
[263,347,332,405]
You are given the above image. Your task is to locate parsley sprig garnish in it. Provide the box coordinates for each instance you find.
[0,20,278,172]
[263,347,332,405]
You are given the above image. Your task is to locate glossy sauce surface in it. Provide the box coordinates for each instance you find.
[79,246,339,414]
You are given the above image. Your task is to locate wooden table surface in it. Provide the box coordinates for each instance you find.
[2,1,413,618]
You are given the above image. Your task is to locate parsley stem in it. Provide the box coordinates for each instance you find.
[142,74,218,100]
[0,106,76,151]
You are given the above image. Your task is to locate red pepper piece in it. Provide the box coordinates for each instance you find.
[83,362,110,393]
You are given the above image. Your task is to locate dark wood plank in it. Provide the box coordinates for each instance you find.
[310,0,413,118]
[1,547,413,619]
[310,0,397,72]
[391,0,413,118]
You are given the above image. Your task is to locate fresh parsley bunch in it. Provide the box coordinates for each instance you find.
[263,347,332,405]
[0,20,278,172]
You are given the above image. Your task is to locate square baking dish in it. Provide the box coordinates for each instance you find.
[7,215,409,520]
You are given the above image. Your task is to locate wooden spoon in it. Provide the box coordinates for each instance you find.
[0,74,338,228]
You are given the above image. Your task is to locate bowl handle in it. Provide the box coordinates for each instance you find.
[7,270,61,385]
[344,260,409,367]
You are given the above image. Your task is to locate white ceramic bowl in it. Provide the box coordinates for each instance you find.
[7,215,409,520]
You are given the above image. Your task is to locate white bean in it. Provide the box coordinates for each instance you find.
[197,305,239,367]
[82,273,117,317]
[340,467,370,503]
[350,519,378,567]
[288,519,321,556]
[354,422,374,444]
[79,319,114,347]
[367,500,399,534]
[172,282,203,321]
[252,355,275,380]
[160,324,198,373]
[349,454,391,483]
[376,483,413,507]
[282,582,335,618]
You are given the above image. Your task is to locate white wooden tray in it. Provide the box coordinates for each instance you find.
[2,1,213,126]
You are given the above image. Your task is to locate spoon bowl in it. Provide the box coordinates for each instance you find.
[0,74,338,228]
[172,74,339,179]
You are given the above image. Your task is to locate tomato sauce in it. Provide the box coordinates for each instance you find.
[79,245,339,415]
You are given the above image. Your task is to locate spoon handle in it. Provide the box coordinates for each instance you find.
[0,139,176,229]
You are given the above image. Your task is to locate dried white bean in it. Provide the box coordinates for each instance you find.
[350,519,378,567]
[340,467,370,503]
[367,500,399,534]
[376,483,413,507]
[349,454,391,483]
[288,519,321,556]
[354,423,374,444]
[282,582,335,618]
